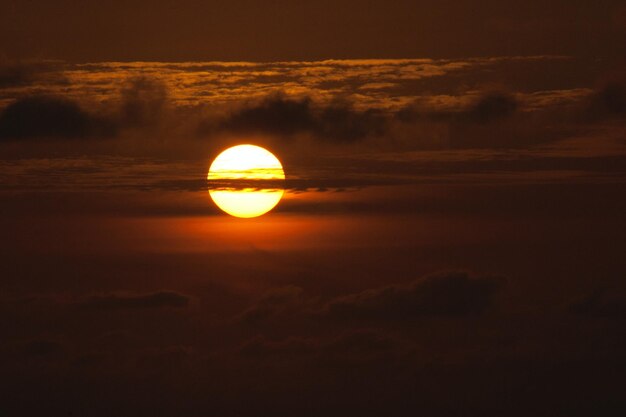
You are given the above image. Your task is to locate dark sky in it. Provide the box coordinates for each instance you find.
[1,2,626,417]
[1,0,625,61]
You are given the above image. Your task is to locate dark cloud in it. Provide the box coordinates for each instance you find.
[467,93,518,123]
[20,339,65,357]
[0,60,66,88]
[135,345,194,371]
[239,335,314,358]
[218,95,315,136]
[239,329,398,362]
[0,63,31,88]
[118,76,169,128]
[393,92,557,149]
[236,285,304,324]
[0,77,171,142]
[0,95,116,140]
[400,92,519,124]
[78,291,190,311]
[214,95,387,142]
[321,329,398,361]
[570,292,626,318]
[326,271,504,320]
[589,82,626,118]
[232,271,504,327]
[315,101,387,142]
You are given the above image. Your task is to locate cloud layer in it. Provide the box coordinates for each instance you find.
[0,57,622,153]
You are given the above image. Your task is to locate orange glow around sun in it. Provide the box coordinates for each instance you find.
[207,144,285,218]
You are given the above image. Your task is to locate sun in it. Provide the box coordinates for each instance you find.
[207,144,285,218]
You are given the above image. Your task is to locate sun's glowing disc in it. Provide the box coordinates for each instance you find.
[207,144,285,218]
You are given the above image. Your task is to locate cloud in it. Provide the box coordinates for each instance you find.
[0,63,31,88]
[239,329,398,362]
[321,329,398,359]
[588,82,626,118]
[396,91,581,148]
[316,101,387,142]
[78,291,190,311]
[400,92,519,124]
[0,59,617,153]
[239,335,315,358]
[231,271,504,327]
[326,271,504,320]
[118,76,169,128]
[0,76,170,141]
[236,285,304,324]
[135,345,194,370]
[0,60,65,89]
[466,93,518,123]
[217,95,315,136]
[570,292,626,318]
[0,95,116,140]
[214,94,387,142]
[20,339,65,357]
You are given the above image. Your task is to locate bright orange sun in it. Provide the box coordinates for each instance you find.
[207,144,285,218]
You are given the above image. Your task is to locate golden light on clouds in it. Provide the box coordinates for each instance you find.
[207,144,285,218]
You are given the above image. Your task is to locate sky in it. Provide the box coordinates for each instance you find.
[1,1,626,416]
[1,0,626,61]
